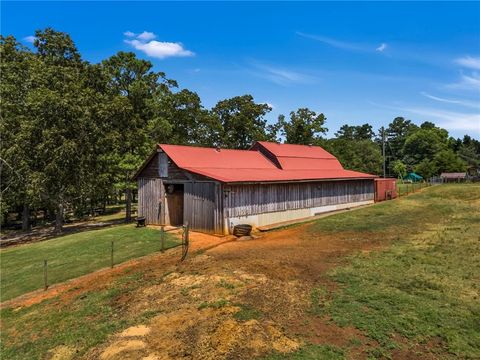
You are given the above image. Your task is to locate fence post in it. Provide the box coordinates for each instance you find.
[44,259,48,290]
[160,226,165,253]
[111,240,114,268]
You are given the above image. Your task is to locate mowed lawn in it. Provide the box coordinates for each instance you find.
[1,225,178,301]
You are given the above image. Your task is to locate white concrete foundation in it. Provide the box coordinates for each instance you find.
[226,200,374,234]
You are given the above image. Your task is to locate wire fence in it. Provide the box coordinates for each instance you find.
[396,181,430,197]
[1,223,190,301]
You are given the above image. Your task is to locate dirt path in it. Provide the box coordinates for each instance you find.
[5,223,386,359]
[82,224,385,360]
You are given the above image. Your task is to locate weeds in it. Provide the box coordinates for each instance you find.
[198,299,229,310]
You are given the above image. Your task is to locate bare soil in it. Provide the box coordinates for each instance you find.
[3,223,422,359]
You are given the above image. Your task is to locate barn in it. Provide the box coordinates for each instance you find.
[133,141,377,235]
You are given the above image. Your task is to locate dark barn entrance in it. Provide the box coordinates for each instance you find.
[165,183,184,226]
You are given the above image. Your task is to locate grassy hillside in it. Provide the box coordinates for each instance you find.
[1,184,479,359]
[1,225,178,301]
[306,184,480,359]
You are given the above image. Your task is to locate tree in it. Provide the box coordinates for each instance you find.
[151,89,220,146]
[26,28,100,231]
[101,51,175,221]
[384,117,418,161]
[211,95,273,149]
[0,36,34,230]
[391,160,407,180]
[402,128,448,164]
[433,150,467,174]
[275,108,327,145]
[326,139,383,175]
[335,123,374,140]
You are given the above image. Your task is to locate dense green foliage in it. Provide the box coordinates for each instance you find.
[1,29,478,229]
[0,224,177,300]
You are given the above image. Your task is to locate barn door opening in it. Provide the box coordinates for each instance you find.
[165,183,184,226]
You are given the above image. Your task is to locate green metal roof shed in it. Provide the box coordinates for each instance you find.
[404,172,423,182]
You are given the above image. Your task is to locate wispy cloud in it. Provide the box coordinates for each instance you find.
[23,35,35,43]
[297,31,387,54]
[370,101,480,133]
[455,56,480,70]
[296,31,363,51]
[447,72,480,91]
[249,62,315,86]
[405,107,480,133]
[376,43,387,52]
[420,91,480,109]
[124,31,194,59]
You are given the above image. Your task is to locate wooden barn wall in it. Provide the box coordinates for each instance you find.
[184,182,223,234]
[137,177,163,224]
[137,151,210,181]
[224,180,374,218]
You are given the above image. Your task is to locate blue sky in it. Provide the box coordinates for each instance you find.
[2,1,480,139]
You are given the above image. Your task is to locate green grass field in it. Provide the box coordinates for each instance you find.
[396,181,428,196]
[1,184,479,359]
[0,225,178,301]
[306,184,480,359]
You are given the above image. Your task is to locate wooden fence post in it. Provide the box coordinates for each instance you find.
[44,260,48,290]
[160,226,165,253]
[111,240,114,268]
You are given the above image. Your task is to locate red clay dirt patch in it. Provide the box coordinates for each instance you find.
[3,222,394,359]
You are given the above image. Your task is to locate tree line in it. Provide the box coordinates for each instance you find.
[1,29,479,231]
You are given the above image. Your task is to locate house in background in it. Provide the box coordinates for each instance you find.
[133,141,377,235]
[440,172,467,183]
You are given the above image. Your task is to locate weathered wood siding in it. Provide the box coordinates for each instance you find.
[137,177,164,224]
[138,151,211,181]
[184,182,223,234]
[224,180,374,218]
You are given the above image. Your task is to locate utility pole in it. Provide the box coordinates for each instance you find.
[381,126,386,178]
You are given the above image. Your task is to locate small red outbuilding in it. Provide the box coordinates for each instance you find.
[374,178,397,202]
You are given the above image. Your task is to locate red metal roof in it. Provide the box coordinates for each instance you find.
[157,142,376,183]
[255,141,337,159]
[160,144,276,169]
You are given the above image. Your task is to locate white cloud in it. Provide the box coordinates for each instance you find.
[136,31,156,41]
[263,102,275,110]
[376,43,387,52]
[23,36,35,43]
[455,56,480,70]
[124,31,194,59]
[420,91,480,109]
[125,39,194,59]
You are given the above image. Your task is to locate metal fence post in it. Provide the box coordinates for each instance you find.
[111,240,114,268]
[44,259,48,290]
